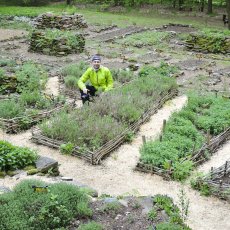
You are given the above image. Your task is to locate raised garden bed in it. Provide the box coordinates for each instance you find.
[0,102,66,133]
[136,93,230,180]
[185,32,230,54]
[32,88,178,164]
[33,13,88,30]
[191,160,230,201]
[136,127,230,180]
[29,29,85,56]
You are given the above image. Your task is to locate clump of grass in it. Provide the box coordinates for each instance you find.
[61,61,88,89]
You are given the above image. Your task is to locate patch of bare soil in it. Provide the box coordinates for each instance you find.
[70,197,153,230]
[93,26,149,42]
[0,29,28,41]
[44,76,60,96]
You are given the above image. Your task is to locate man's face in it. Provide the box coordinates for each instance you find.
[92,60,101,70]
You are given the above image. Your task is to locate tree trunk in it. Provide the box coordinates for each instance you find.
[200,0,204,12]
[207,0,213,14]
[227,0,230,30]
[66,0,71,5]
[179,0,184,11]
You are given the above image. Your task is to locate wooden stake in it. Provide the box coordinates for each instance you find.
[142,135,146,144]
[163,119,166,133]
[159,135,163,142]
[210,166,213,179]
[207,129,211,145]
[224,161,228,176]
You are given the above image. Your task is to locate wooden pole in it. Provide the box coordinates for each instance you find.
[224,161,228,175]
[163,119,166,133]
[210,166,214,179]
[142,135,146,144]
[207,129,211,145]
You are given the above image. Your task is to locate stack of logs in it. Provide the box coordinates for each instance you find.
[29,31,85,56]
[185,34,230,54]
[33,13,88,30]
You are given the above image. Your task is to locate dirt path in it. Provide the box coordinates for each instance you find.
[44,76,60,96]
[1,95,230,230]
[0,29,28,41]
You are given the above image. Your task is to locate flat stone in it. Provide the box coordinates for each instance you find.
[35,156,58,173]
[137,196,154,214]
[61,177,73,181]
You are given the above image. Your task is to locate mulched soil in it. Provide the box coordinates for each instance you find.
[69,197,169,230]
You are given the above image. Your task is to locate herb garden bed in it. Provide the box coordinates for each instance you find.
[136,127,230,180]
[0,103,66,133]
[31,88,178,164]
[136,93,230,180]
[191,160,230,201]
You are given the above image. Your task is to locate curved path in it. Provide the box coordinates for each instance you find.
[1,95,230,230]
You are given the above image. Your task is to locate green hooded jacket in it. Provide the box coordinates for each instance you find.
[78,66,113,92]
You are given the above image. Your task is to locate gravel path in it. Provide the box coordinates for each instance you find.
[1,95,230,230]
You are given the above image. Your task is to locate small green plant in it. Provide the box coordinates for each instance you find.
[177,189,189,222]
[0,140,38,172]
[148,208,157,221]
[100,201,121,214]
[59,142,74,155]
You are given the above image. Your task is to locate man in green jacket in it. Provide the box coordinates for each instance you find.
[78,55,113,104]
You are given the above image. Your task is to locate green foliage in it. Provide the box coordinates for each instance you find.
[190,173,211,196]
[16,62,47,93]
[140,92,230,180]
[40,70,177,151]
[31,29,85,55]
[139,62,179,78]
[62,62,88,89]
[111,68,135,84]
[148,208,157,221]
[0,179,92,230]
[172,160,194,181]
[100,201,121,213]
[78,221,104,230]
[60,142,74,155]
[118,31,171,48]
[156,222,190,230]
[0,140,38,171]
[0,99,23,119]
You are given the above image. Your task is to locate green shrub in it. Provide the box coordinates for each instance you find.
[0,140,38,171]
[111,69,135,84]
[0,99,23,119]
[78,221,104,230]
[16,63,47,93]
[0,179,92,230]
[172,160,194,181]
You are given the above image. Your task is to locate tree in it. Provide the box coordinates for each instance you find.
[207,0,213,14]
[66,0,71,5]
[227,0,230,30]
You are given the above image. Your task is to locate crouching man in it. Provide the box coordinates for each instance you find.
[78,55,113,104]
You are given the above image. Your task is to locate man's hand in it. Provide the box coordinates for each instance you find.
[83,88,88,94]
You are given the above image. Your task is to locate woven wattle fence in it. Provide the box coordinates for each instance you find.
[31,88,178,164]
[135,127,230,180]
[195,160,230,201]
[0,103,69,133]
